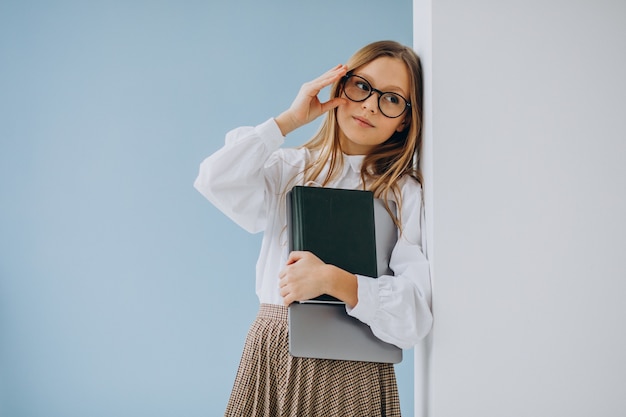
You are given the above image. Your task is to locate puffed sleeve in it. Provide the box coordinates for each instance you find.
[193,118,285,233]
[346,179,433,349]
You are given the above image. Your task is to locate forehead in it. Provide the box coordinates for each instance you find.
[354,57,410,96]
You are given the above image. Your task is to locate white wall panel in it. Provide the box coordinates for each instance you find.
[415,1,626,415]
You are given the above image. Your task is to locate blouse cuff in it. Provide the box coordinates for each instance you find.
[346,275,380,324]
[256,118,285,150]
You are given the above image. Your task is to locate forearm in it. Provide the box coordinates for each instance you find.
[322,265,358,309]
[275,111,300,136]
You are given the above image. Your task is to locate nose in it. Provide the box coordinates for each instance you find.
[361,93,379,114]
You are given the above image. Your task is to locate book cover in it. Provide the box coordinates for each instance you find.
[286,186,378,302]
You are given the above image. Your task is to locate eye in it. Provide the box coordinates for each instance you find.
[382,93,402,105]
[354,80,371,92]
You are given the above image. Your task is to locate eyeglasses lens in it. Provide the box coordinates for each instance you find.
[343,75,407,118]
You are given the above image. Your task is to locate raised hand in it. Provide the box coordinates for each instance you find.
[275,64,348,136]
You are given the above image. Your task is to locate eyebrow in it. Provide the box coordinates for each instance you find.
[353,72,409,98]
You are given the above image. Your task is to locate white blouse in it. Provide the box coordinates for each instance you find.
[194,118,433,349]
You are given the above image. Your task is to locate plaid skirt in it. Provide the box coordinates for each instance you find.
[225,303,401,416]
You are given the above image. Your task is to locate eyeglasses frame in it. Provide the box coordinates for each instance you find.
[340,72,411,119]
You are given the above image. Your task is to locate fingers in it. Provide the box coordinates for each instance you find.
[278,267,294,305]
[286,250,307,265]
[279,282,293,306]
[276,65,347,135]
[305,64,348,94]
[320,97,348,113]
[279,251,328,305]
[299,65,347,104]
[279,251,308,305]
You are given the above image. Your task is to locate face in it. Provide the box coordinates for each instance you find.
[336,57,410,155]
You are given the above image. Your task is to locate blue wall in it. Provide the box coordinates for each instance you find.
[0,1,414,415]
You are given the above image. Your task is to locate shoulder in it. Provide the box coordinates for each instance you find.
[398,174,423,191]
[268,146,313,168]
[264,147,317,192]
[394,175,424,204]
[394,175,426,246]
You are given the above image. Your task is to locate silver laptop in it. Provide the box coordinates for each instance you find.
[288,199,403,363]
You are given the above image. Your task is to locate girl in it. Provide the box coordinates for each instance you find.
[194,40,433,416]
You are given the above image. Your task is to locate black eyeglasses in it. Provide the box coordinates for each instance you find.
[341,73,411,118]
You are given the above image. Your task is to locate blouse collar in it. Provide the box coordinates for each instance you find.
[343,153,365,173]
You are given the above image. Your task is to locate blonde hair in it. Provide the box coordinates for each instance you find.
[297,40,424,227]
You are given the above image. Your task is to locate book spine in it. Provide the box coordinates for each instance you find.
[286,187,304,253]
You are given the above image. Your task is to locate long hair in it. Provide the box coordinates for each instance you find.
[298,40,424,227]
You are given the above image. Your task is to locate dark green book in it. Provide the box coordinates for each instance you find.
[286,186,378,302]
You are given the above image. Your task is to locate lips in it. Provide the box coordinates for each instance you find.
[353,116,374,128]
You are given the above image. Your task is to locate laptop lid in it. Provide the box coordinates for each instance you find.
[288,302,402,363]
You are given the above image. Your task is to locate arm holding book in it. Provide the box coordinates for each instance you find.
[347,178,433,349]
[280,178,432,349]
[279,251,359,308]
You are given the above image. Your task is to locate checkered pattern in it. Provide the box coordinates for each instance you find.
[224,304,401,416]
